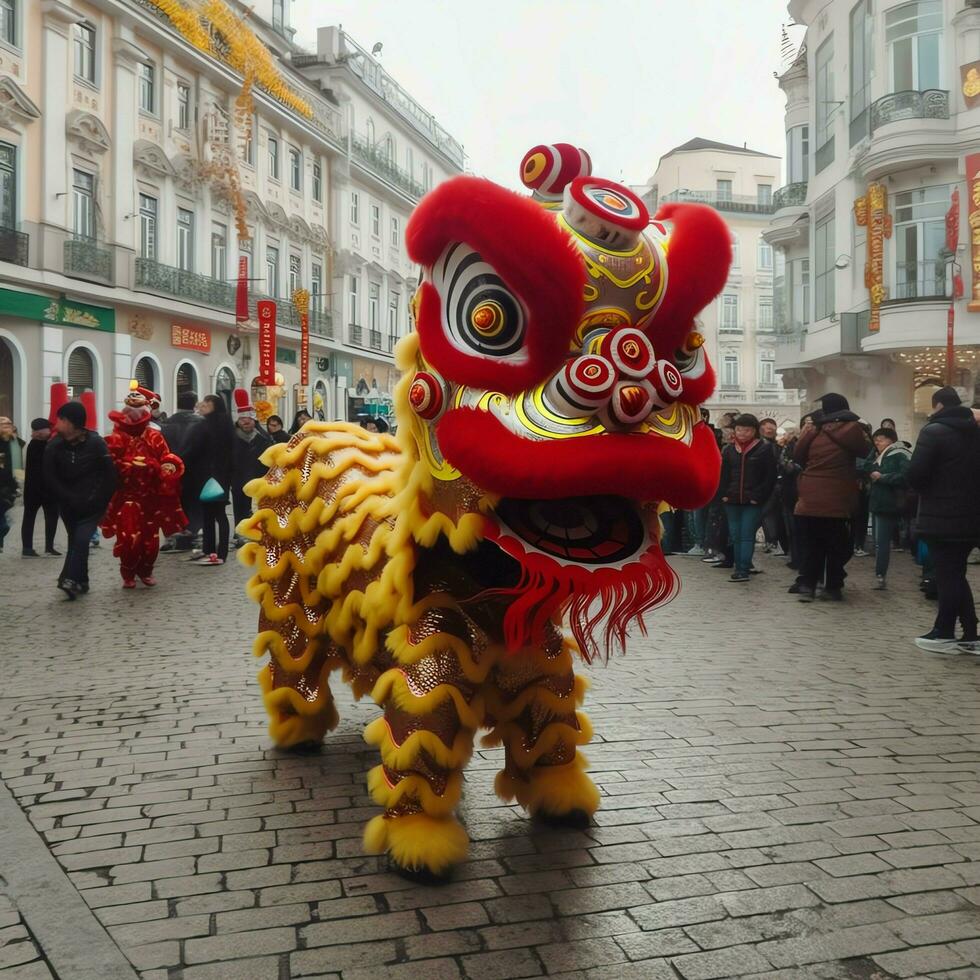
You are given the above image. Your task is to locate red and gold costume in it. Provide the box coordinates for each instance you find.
[102,383,186,587]
[240,144,731,877]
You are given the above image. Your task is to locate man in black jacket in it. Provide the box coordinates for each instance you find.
[160,391,203,552]
[907,387,980,654]
[231,392,271,544]
[21,417,60,556]
[44,401,117,598]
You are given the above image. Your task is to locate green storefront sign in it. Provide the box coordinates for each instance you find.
[0,288,115,332]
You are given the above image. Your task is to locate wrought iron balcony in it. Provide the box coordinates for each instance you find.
[349,133,426,201]
[0,226,28,266]
[387,334,397,353]
[772,182,808,210]
[871,89,949,133]
[369,328,382,350]
[348,323,363,346]
[659,189,775,215]
[136,258,235,308]
[718,324,744,335]
[64,236,113,284]
[309,309,333,339]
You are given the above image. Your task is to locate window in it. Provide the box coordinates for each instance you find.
[814,212,836,320]
[241,114,255,165]
[215,366,235,409]
[266,244,279,296]
[267,135,279,180]
[815,35,835,172]
[350,191,359,224]
[176,362,198,403]
[390,216,400,247]
[348,275,359,322]
[368,282,380,332]
[388,293,399,338]
[894,183,950,299]
[74,22,95,84]
[758,352,775,386]
[0,141,15,228]
[177,82,190,130]
[289,147,301,192]
[312,161,322,202]
[758,296,774,332]
[272,0,284,32]
[716,179,733,202]
[134,356,156,393]
[311,262,322,309]
[730,232,740,268]
[757,184,772,206]
[384,134,394,162]
[139,62,155,113]
[887,1,942,91]
[758,239,773,271]
[0,0,15,47]
[406,146,414,177]
[850,0,871,145]
[177,207,194,271]
[138,194,157,259]
[289,254,301,295]
[366,118,375,146]
[722,353,740,388]
[371,203,380,237]
[423,163,432,192]
[784,258,811,330]
[786,125,809,184]
[72,169,95,239]
[211,221,226,279]
[720,293,739,331]
[67,347,95,394]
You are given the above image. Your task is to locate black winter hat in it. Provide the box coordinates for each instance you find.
[56,401,87,429]
[732,413,760,430]
[815,392,849,414]
[931,385,961,409]
[30,418,50,431]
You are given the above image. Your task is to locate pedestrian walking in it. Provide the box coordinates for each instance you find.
[43,401,117,598]
[265,415,290,444]
[21,417,60,557]
[852,422,874,557]
[907,387,980,654]
[861,427,911,590]
[288,409,312,435]
[231,389,271,542]
[160,390,204,553]
[793,393,872,602]
[182,394,235,566]
[758,417,786,556]
[0,417,16,553]
[719,414,777,582]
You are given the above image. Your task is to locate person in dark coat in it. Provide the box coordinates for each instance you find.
[718,414,777,582]
[793,393,873,602]
[231,389,271,538]
[859,427,911,590]
[265,415,290,444]
[288,409,312,436]
[181,395,235,565]
[0,415,17,553]
[21,417,60,557]
[907,387,980,653]
[43,401,117,598]
[160,390,204,552]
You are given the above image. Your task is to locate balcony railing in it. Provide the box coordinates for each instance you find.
[64,236,113,285]
[348,323,363,346]
[369,328,382,350]
[136,258,235,308]
[387,334,397,353]
[659,189,775,215]
[871,89,949,133]
[892,260,947,301]
[772,182,808,210]
[349,133,426,201]
[719,324,743,335]
[0,226,27,266]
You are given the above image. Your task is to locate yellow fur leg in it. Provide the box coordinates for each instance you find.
[495,755,600,818]
[363,812,469,874]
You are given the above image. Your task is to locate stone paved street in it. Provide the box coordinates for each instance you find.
[2,511,980,979]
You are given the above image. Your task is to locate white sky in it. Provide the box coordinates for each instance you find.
[290,0,800,192]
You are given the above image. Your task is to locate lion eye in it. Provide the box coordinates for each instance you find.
[432,243,527,359]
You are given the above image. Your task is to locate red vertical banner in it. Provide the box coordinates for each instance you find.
[292,289,310,388]
[946,187,960,252]
[235,255,249,323]
[257,301,277,385]
[947,306,955,385]
[967,154,980,311]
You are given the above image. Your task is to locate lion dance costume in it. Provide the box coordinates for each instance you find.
[102,382,186,588]
[240,144,731,876]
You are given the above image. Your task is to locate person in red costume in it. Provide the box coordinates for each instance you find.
[102,381,187,588]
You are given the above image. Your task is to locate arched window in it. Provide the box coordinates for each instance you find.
[134,356,156,393]
[0,337,13,420]
[365,118,375,146]
[384,134,394,162]
[67,347,95,395]
[175,361,198,403]
[215,366,235,411]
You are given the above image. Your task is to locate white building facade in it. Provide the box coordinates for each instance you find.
[0,0,463,431]
[644,139,801,429]
[768,0,980,434]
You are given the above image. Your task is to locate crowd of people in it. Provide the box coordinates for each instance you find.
[663,387,980,655]
[0,393,390,595]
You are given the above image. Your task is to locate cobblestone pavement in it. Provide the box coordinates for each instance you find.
[2,511,980,979]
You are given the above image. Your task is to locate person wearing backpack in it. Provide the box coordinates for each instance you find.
[907,387,980,654]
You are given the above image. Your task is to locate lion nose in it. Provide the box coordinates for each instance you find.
[544,354,617,417]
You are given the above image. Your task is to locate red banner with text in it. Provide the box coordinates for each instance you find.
[235,255,249,323]
[257,300,277,385]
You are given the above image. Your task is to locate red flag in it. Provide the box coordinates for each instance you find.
[257,301,277,385]
[236,255,249,323]
[300,312,310,386]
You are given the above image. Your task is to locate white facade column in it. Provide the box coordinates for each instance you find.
[40,1,82,227]
[41,325,63,419]
[113,330,132,409]
[111,35,143,249]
